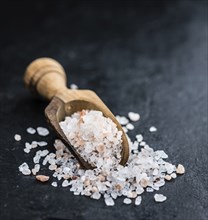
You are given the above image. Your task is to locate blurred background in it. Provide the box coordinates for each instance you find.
[0,1,207,220]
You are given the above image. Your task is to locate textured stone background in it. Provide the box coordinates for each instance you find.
[0,1,207,220]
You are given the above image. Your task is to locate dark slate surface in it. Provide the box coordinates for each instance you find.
[0,1,207,220]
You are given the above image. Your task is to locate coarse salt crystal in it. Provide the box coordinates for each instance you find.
[136,134,143,142]
[24,148,30,154]
[26,127,36,134]
[123,198,132,204]
[149,126,157,132]
[146,187,154,192]
[51,182,58,187]
[164,175,172,181]
[154,194,167,202]
[22,169,31,175]
[37,127,49,136]
[170,173,177,179]
[19,162,29,172]
[126,123,134,130]
[62,180,70,187]
[176,164,185,174]
[105,197,115,206]
[128,112,140,122]
[37,141,48,147]
[135,196,142,205]
[14,134,21,141]
[116,115,129,125]
[140,141,146,146]
[91,192,101,200]
[36,175,49,182]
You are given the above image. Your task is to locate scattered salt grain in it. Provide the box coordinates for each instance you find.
[123,198,132,204]
[135,196,142,205]
[51,182,58,187]
[37,141,48,147]
[136,134,143,142]
[91,192,101,200]
[164,175,172,181]
[176,164,185,174]
[128,112,140,122]
[126,123,134,130]
[170,173,177,179]
[37,127,49,136]
[116,115,129,125]
[14,134,21,141]
[146,187,154,192]
[149,126,157,132]
[70,83,78,90]
[36,175,49,182]
[24,148,30,154]
[31,141,38,148]
[140,141,146,146]
[19,163,31,175]
[22,169,31,175]
[26,127,36,134]
[32,164,40,175]
[154,194,167,202]
[62,180,70,187]
[105,197,115,206]
[40,150,49,157]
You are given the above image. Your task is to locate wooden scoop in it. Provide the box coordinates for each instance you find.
[24,57,129,169]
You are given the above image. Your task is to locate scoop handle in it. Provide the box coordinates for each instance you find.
[24,57,67,100]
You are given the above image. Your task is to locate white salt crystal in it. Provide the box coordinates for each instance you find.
[14,134,21,141]
[128,112,140,122]
[51,182,58,187]
[123,198,132,204]
[31,141,38,148]
[146,187,154,192]
[26,127,36,134]
[62,180,69,187]
[24,148,30,153]
[37,141,48,147]
[32,164,40,175]
[170,173,177,179]
[70,83,78,90]
[105,197,115,206]
[49,164,57,171]
[136,134,143,142]
[116,115,129,125]
[19,162,31,175]
[135,196,142,205]
[149,126,157,132]
[40,150,49,157]
[156,150,168,159]
[140,141,146,146]
[22,169,31,175]
[91,192,101,200]
[33,155,40,164]
[154,194,167,202]
[19,162,29,172]
[126,123,134,130]
[37,127,49,136]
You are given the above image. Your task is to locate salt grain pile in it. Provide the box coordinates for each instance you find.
[17,109,185,206]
